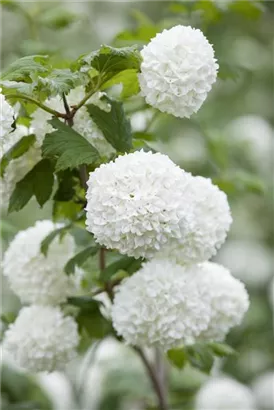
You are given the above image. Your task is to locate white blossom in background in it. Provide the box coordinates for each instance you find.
[112,259,211,350]
[224,115,274,174]
[195,377,256,410]
[30,87,114,156]
[161,176,232,265]
[38,372,76,410]
[3,220,80,305]
[130,110,154,132]
[252,371,274,410]
[0,89,15,138]
[190,262,249,342]
[139,25,218,118]
[215,239,273,287]
[2,305,79,372]
[85,150,192,259]
[0,125,41,208]
[86,151,231,262]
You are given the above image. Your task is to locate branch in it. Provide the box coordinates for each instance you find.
[6,94,66,118]
[70,88,97,117]
[134,347,169,410]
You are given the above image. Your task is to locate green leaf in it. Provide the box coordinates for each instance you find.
[1,55,49,82]
[185,344,214,374]
[40,225,70,256]
[53,169,79,202]
[75,45,142,82]
[87,97,132,152]
[207,342,236,357]
[229,0,264,19]
[64,246,99,274]
[214,171,265,196]
[167,348,187,369]
[37,69,84,97]
[39,7,78,29]
[8,159,54,212]
[52,200,82,222]
[42,118,100,171]
[68,296,112,339]
[100,255,142,282]
[102,68,140,99]
[0,134,35,177]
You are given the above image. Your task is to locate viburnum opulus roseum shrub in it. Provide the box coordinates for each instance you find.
[1,23,249,410]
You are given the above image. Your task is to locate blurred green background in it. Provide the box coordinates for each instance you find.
[1,1,273,409]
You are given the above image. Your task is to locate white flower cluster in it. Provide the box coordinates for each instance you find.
[0,125,41,208]
[2,305,79,372]
[112,260,249,350]
[30,86,114,156]
[2,220,81,372]
[86,150,231,262]
[139,25,218,118]
[0,89,14,138]
[195,377,256,410]
[3,220,80,305]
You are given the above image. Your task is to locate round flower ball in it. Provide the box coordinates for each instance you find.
[0,125,41,209]
[195,377,256,410]
[0,89,15,138]
[3,220,79,305]
[139,25,218,118]
[111,259,211,350]
[190,262,249,342]
[160,176,232,265]
[85,150,192,259]
[2,305,79,372]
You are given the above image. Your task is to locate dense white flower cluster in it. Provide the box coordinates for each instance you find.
[2,305,79,372]
[0,125,41,207]
[86,150,231,262]
[195,377,256,410]
[161,176,232,265]
[139,25,218,118]
[30,87,114,155]
[0,89,14,138]
[252,371,274,410]
[3,220,79,305]
[112,259,212,350]
[112,260,249,349]
[191,262,249,342]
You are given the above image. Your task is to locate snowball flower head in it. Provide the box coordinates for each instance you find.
[85,150,192,259]
[86,151,231,262]
[0,125,41,208]
[190,262,249,342]
[139,25,218,118]
[0,89,14,138]
[252,371,274,410]
[161,176,232,265]
[195,377,256,410]
[3,220,80,305]
[2,305,79,372]
[111,259,211,350]
[30,87,114,156]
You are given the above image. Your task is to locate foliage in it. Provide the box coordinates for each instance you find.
[1,1,273,410]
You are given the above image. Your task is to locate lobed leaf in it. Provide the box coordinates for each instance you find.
[8,159,54,213]
[1,55,49,82]
[0,134,36,177]
[42,118,100,171]
[87,97,132,152]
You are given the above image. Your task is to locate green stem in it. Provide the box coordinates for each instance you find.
[6,94,66,118]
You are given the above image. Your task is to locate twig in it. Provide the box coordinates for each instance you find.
[62,93,74,126]
[134,347,169,410]
[6,94,66,118]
